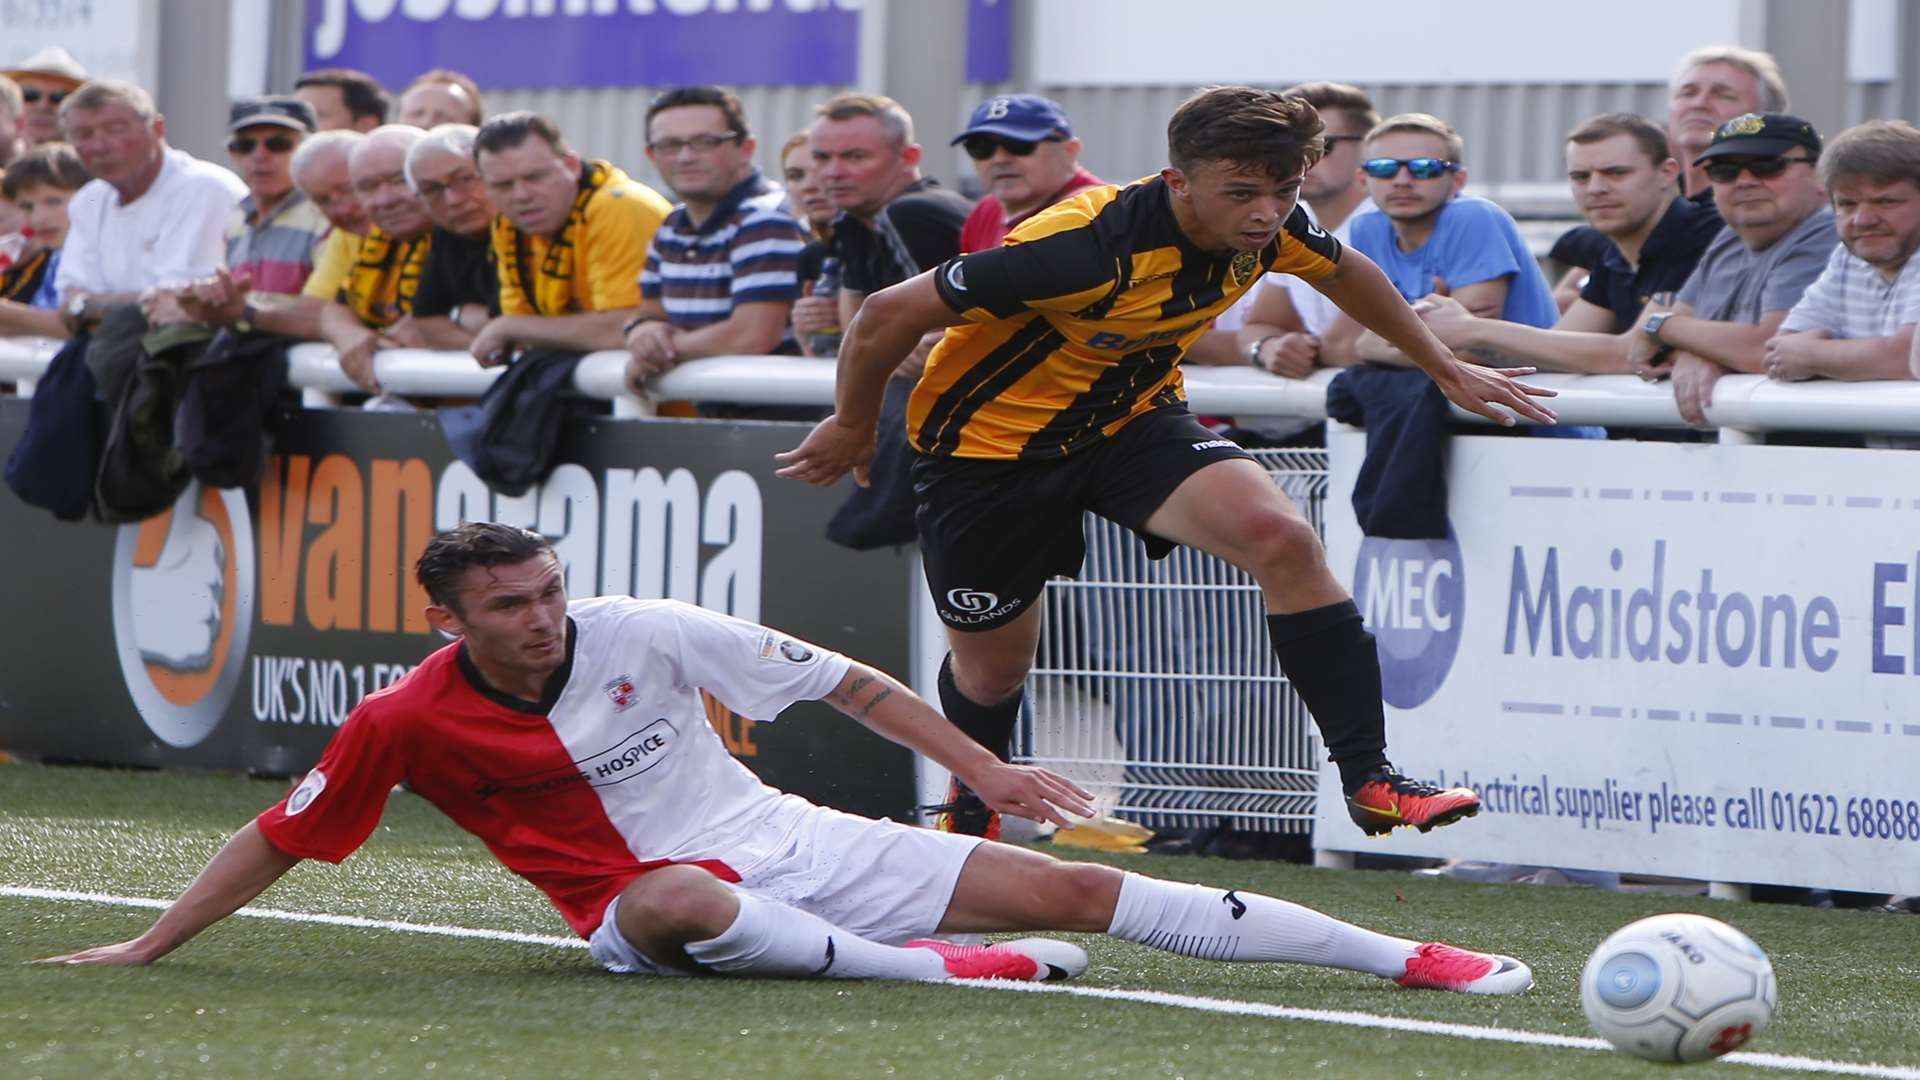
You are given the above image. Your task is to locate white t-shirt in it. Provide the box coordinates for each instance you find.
[54,148,246,300]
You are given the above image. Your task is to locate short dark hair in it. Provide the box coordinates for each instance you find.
[295,68,390,125]
[1567,112,1672,165]
[473,110,572,160]
[1167,86,1325,181]
[416,523,556,614]
[1283,81,1378,137]
[2,141,91,199]
[404,68,484,124]
[813,92,913,148]
[647,85,749,141]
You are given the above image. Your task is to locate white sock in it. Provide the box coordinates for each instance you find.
[684,891,950,981]
[1105,872,1418,978]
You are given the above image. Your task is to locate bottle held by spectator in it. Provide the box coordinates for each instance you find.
[808,256,843,359]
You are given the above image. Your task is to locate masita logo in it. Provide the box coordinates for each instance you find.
[1352,528,1464,709]
[111,483,257,748]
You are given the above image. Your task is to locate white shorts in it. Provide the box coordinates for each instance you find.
[587,804,985,976]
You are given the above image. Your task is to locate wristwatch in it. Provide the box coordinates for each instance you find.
[233,303,258,335]
[65,294,91,331]
[1643,312,1671,343]
[1248,334,1280,367]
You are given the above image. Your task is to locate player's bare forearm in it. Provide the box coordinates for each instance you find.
[823,663,1093,825]
[1458,318,1632,374]
[40,821,300,965]
[1314,252,1456,378]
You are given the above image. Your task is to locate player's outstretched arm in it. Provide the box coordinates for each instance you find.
[823,662,1094,827]
[1313,249,1559,427]
[774,271,965,488]
[37,820,302,966]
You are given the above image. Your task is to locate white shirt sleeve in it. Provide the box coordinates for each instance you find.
[657,602,852,722]
[51,182,108,300]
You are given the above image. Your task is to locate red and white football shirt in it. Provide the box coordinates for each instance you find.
[256,597,851,937]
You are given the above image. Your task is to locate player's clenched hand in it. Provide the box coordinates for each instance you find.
[35,939,161,966]
[1432,359,1559,427]
[773,414,877,487]
[964,764,1095,828]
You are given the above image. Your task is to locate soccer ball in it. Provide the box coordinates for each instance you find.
[1581,913,1777,1063]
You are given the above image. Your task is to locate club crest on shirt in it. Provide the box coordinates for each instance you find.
[1228,250,1261,289]
[286,768,327,816]
[603,674,638,711]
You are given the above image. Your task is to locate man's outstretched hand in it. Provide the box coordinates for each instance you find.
[962,762,1096,829]
[1432,360,1559,427]
[35,938,162,966]
[774,414,878,487]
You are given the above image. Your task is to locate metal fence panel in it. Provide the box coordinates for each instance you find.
[1021,449,1328,833]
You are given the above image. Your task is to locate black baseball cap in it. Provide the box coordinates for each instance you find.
[228,95,317,135]
[1694,112,1821,164]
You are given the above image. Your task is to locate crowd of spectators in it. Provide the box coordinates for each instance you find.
[5,43,1920,442]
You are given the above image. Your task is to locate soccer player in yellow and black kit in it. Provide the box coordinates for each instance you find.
[778,87,1559,838]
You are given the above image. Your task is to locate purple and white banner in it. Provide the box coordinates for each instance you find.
[305,0,862,92]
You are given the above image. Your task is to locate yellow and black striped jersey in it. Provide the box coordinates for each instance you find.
[911,176,1342,460]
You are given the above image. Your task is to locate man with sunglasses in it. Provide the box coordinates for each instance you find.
[1322,113,1557,367]
[954,95,1102,255]
[1768,120,1920,384]
[621,86,813,418]
[778,87,1555,841]
[1413,114,1722,375]
[1,47,87,148]
[1622,114,1836,423]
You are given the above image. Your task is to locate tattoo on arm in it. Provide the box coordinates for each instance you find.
[857,686,894,719]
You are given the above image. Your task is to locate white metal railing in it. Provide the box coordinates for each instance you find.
[8,337,1920,435]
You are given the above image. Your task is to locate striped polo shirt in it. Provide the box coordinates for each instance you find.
[638,170,809,350]
[225,189,329,299]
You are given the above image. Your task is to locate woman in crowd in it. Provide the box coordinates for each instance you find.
[782,130,841,358]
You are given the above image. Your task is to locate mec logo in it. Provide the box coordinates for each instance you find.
[1352,530,1463,709]
[110,483,256,747]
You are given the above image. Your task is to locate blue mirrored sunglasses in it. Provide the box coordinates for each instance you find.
[1361,157,1458,180]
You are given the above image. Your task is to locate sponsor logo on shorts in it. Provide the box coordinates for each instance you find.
[286,769,327,816]
[942,588,1024,626]
[603,674,638,711]
[945,262,967,293]
[1191,438,1239,452]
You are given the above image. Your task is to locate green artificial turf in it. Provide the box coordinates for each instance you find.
[3,761,1915,1079]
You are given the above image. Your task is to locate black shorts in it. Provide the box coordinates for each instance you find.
[912,407,1255,632]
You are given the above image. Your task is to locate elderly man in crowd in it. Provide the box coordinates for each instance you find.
[1765,120,1920,383]
[1413,113,1720,373]
[1626,113,1837,423]
[396,70,484,129]
[294,68,388,133]
[311,124,433,391]
[622,85,811,413]
[52,79,244,335]
[465,111,670,365]
[385,123,499,349]
[954,94,1101,254]
[1,47,88,147]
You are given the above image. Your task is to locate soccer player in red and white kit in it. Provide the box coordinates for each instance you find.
[42,523,1530,994]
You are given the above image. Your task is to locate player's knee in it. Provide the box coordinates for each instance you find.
[1046,861,1126,930]
[619,866,736,943]
[1241,511,1326,580]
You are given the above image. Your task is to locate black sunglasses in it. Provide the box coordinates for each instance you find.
[228,134,299,155]
[962,135,1061,161]
[1361,157,1458,180]
[21,88,67,105]
[1703,156,1815,184]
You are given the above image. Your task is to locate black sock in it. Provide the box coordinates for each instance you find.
[936,653,1023,766]
[1267,601,1389,793]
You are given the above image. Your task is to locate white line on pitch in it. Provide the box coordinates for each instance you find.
[9,884,1917,1080]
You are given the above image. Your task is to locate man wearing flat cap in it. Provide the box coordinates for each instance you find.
[1,46,87,147]
[953,94,1102,254]
[1624,112,1838,421]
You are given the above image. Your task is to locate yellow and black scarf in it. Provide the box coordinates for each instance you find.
[493,160,614,317]
[1,247,51,303]
[337,227,430,329]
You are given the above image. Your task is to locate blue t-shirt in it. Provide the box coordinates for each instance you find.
[30,250,62,310]
[1348,195,1558,328]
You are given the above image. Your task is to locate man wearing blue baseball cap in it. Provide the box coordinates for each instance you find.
[953,94,1103,254]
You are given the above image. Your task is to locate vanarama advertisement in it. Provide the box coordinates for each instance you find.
[0,406,916,819]
[1317,430,1920,895]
